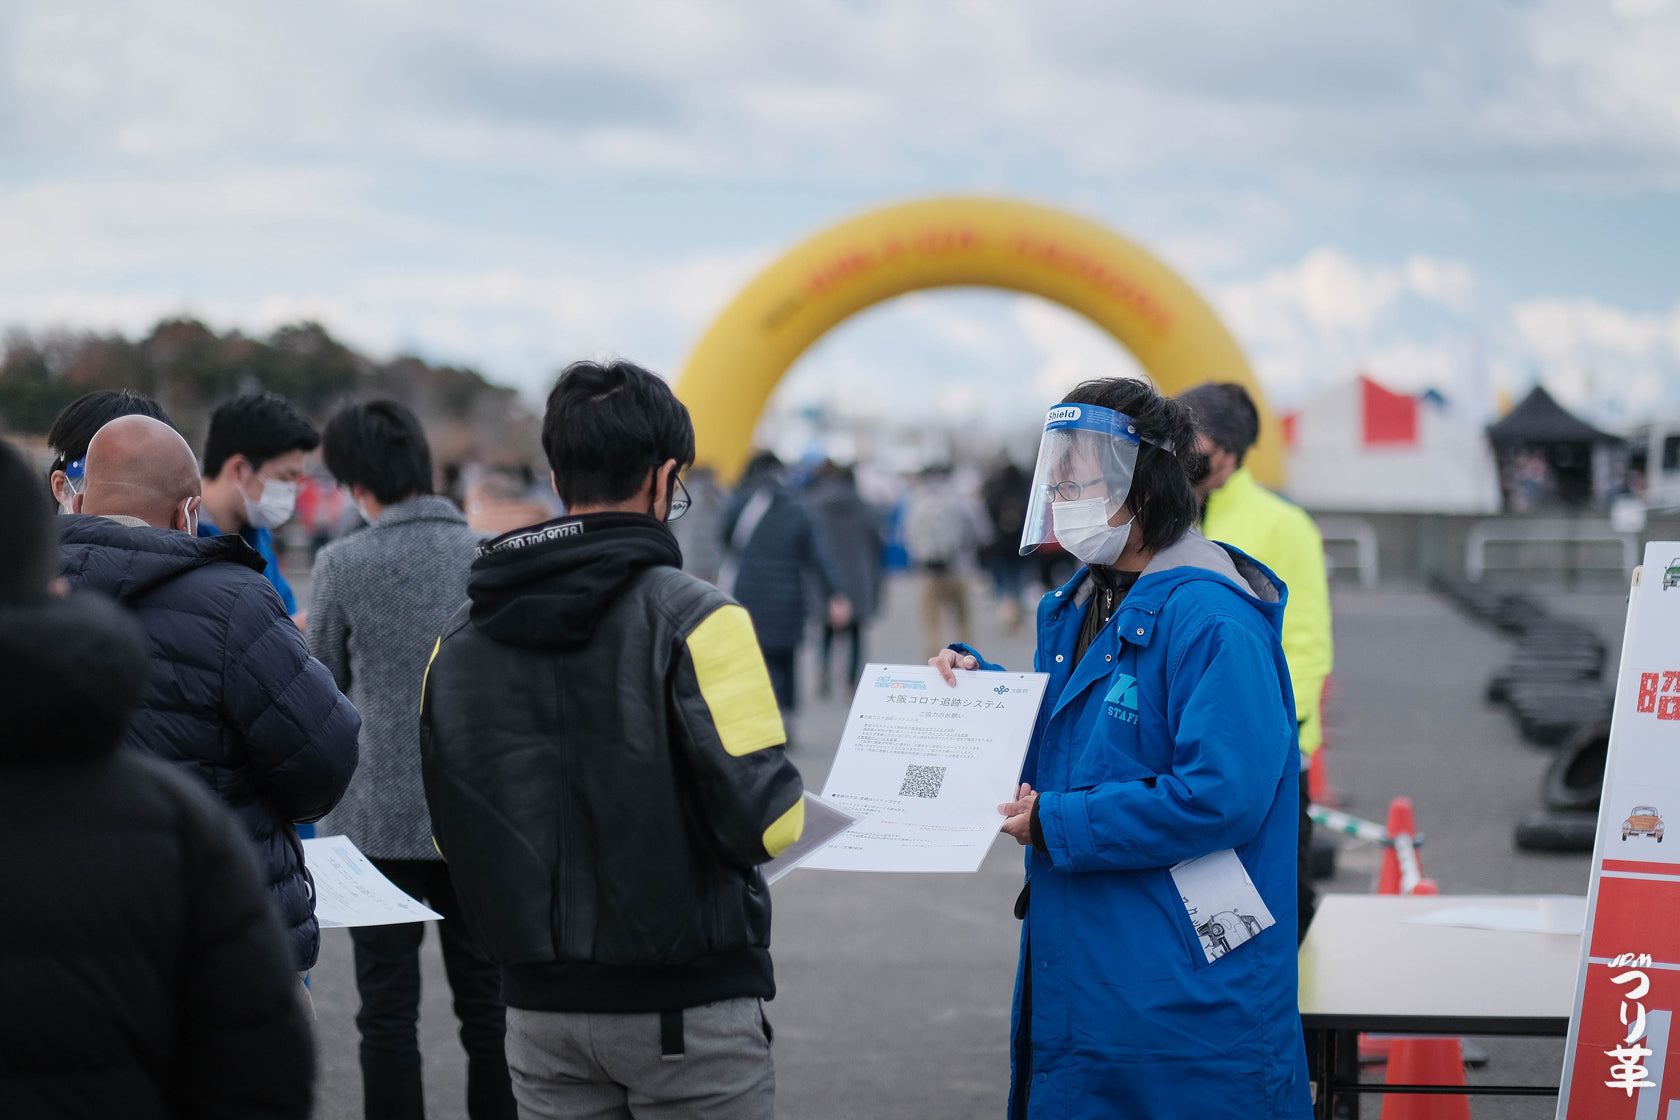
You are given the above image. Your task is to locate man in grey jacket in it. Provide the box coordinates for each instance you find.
[307,401,515,1120]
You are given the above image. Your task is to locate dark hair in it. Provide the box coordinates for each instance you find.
[46,390,173,476]
[740,450,784,488]
[0,439,57,605]
[203,391,320,478]
[1061,377,1206,554]
[1177,382,1260,465]
[320,400,434,505]
[541,360,695,507]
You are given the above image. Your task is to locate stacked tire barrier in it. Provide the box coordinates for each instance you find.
[1429,575,1610,853]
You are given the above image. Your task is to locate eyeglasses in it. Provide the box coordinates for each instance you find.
[1046,477,1106,502]
[666,475,691,522]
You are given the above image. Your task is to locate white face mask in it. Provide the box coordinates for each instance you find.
[244,477,297,529]
[1051,496,1132,567]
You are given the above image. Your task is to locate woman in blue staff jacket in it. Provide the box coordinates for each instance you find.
[933,377,1312,1119]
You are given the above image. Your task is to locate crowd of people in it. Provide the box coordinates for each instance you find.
[0,362,1331,1119]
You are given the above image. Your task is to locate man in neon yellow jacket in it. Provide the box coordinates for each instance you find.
[1180,382,1332,938]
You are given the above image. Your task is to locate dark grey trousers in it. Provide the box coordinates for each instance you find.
[504,998,775,1120]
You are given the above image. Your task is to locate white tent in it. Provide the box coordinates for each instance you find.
[1281,375,1502,514]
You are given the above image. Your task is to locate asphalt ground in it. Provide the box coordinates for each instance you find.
[305,573,1630,1119]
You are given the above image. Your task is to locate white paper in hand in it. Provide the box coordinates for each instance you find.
[1170,848,1276,964]
[302,835,444,928]
[802,663,1048,874]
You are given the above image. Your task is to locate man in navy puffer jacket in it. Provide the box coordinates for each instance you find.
[59,415,360,970]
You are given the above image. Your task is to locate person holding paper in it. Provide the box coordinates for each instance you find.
[308,401,516,1120]
[933,378,1312,1119]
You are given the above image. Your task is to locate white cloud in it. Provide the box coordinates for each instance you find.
[12,0,1680,185]
[1403,256,1476,313]
[0,247,772,398]
[0,170,375,278]
[6,0,1680,441]
[1361,339,1468,395]
[1016,299,1144,404]
[1510,295,1680,419]
[1513,296,1680,360]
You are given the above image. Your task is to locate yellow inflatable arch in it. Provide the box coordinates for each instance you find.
[675,196,1280,486]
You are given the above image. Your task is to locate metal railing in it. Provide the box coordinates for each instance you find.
[1464,518,1637,582]
[1313,516,1379,589]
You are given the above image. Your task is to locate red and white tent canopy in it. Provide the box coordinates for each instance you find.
[1280,375,1502,514]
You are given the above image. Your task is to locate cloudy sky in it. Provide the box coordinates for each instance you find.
[6,0,1680,432]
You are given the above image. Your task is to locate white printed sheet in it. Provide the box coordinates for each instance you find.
[802,663,1049,874]
[301,835,444,928]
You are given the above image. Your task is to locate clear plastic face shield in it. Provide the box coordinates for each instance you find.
[1020,405,1156,562]
[57,456,87,514]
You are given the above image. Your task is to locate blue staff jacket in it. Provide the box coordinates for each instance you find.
[958,529,1312,1119]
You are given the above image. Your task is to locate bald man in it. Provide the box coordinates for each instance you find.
[60,415,360,973]
[74,414,202,532]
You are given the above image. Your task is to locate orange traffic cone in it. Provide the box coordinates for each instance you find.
[1308,747,1335,807]
[1364,799,1440,1067]
[1377,798,1416,895]
[1379,1037,1471,1120]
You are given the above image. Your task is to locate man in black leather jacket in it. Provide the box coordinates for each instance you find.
[422,359,805,1120]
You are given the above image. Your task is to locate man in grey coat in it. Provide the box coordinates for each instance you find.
[307,401,516,1120]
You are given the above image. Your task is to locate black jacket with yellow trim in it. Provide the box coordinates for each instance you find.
[420,512,804,1013]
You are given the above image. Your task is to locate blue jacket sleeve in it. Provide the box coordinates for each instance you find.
[221,579,361,823]
[1034,615,1291,872]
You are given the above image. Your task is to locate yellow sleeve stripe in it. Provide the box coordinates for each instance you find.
[687,605,786,756]
[763,797,806,859]
[420,636,441,715]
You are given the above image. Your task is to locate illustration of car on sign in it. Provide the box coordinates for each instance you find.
[1623,807,1665,842]
[1666,559,1680,590]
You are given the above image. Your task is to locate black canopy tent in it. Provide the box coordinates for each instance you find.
[1486,386,1623,508]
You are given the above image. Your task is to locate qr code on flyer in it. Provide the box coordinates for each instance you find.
[899,764,946,799]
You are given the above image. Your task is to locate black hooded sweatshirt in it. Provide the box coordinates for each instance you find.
[0,593,314,1119]
[421,513,806,1013]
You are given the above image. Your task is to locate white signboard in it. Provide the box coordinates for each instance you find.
[302,834,444,928]
[802,663,1048,874]
[1559,543,1680,1117]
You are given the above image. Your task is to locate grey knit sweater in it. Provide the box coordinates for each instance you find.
[308,496,477,860]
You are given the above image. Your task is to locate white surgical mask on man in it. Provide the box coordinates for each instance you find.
[243,476,297,529]
[1050,496,1132,567]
